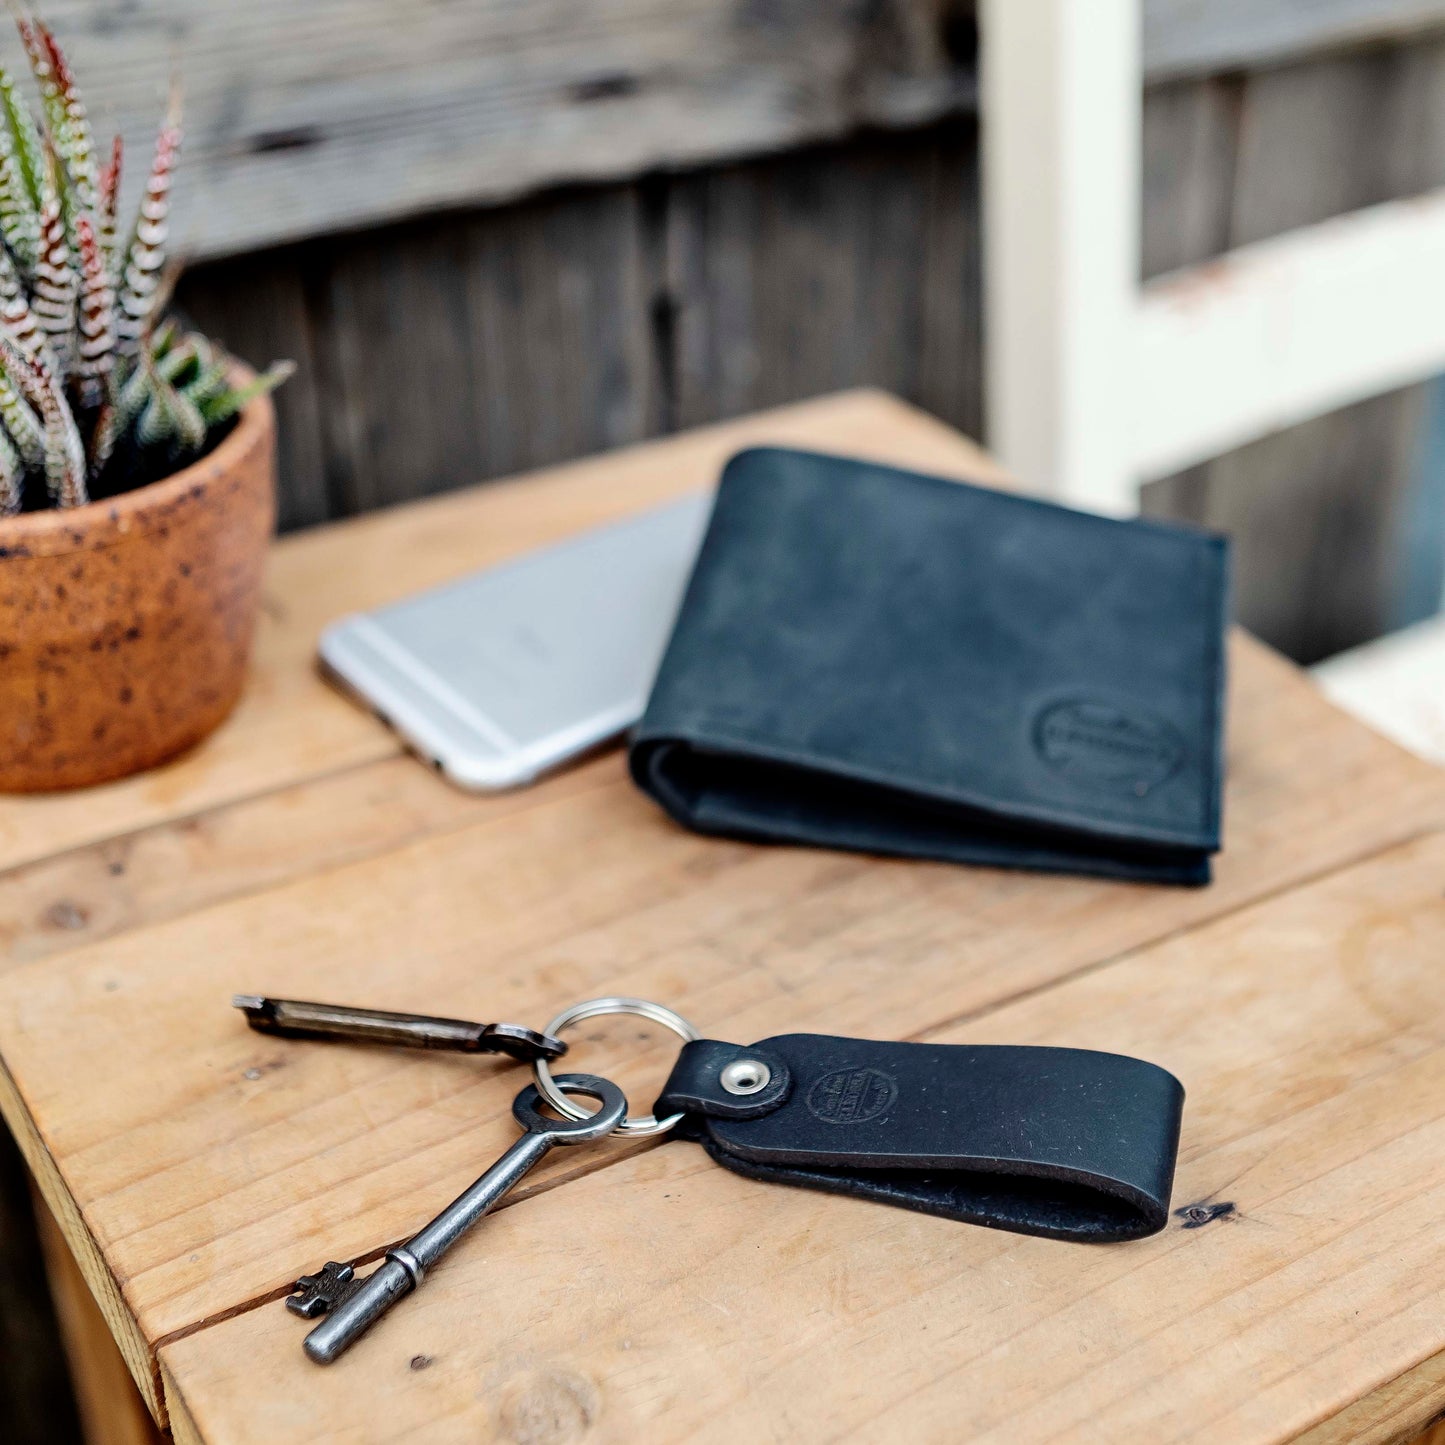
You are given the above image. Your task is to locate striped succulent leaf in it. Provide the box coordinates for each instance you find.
[96,132,120,262]
[0,68,42,271]
[0,358,46,467]
[0,321,85,507]
[15,22,64,167]
[85,398,116,478]
[74,211,114,408]
[34,22,96,211]
[116,93,180,361]
[31,149,76,369]
[16,17,92,216]
[39,371,85,505]
[198,359,294,426]
[136,343,205,455]
[0,241,48,362]
[0,414,22,514]
[0,142,34,271]
[0,18,288,510]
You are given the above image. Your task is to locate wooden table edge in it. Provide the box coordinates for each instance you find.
[163,1356,208,1445]
[1291,1349,1445,1445]
[0,1053,163,1421]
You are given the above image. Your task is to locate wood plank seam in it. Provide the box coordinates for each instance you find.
[0,752,618,969]
[146,1139,669,1356]
[908,821,1445,1041]
[0,750,401,879]
[24,0,1445,260]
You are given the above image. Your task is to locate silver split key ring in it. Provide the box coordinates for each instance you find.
[532,997,700,1137]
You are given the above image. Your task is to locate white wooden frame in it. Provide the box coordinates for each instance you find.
[982,0,1445,515]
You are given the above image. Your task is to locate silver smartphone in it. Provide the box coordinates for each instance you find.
[319,492,714,789]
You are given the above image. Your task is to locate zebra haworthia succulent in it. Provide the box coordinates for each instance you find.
[0,16,291,516]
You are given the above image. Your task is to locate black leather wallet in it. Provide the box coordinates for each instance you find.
[630,447,1229,885]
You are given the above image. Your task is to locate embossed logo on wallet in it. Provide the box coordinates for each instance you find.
[1033,698,1184,794]
[806,1067,897,1124]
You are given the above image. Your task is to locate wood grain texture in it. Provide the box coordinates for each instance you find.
[1142,76,1244,280]
[1296,1349,1445,1445]
[661,122,983,442]
[312,187,661,515]
[1145,0,1445,81]
[176,121,989,533]
[1146,388,1428,664]
[0,624,1439,1363]
[33,1194,163,1445]
[20,1,1445,258]
[0,390,997,876]
[169,31,1445,670]
[0,1052,163,1420]
[156,832,1445,1444]
[177,260,331,534]
[0,755,609,968]
[1141,33,1445,663]
[29,0,976,260]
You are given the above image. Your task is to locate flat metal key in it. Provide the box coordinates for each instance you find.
[291,1073,627,1363]
[232,994,566,1063]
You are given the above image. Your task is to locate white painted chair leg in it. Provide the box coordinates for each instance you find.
[981,0,1142,516]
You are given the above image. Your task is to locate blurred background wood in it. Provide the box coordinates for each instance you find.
[175,24,1445,665]
[30,0,1445,261]
[177,125,985,533]
[33,0,980,259]
[1140,34,1445,660]
[1145,0,1445,78]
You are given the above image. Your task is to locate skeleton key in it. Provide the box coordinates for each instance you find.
[233,994,566,1063]
[291,1073,627,1363]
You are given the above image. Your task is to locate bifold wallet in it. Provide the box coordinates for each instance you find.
[630,447,1229,886]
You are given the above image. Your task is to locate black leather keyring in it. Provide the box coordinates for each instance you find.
[654,1034,1184,1243]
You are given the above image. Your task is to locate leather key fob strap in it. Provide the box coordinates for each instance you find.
[654,1035,1184,1242]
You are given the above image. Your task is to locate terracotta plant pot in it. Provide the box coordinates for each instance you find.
[0,388,277,791]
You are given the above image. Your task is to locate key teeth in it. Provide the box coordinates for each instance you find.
[287,1261,356,1319]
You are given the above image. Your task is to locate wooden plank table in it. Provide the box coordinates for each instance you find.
[2,391,1445,1444]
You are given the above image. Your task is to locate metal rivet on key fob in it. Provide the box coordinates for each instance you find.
[720,1059,772,1095]
[293,1073,627,1363]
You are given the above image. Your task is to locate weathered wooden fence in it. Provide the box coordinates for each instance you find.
[163,13,1445,665]
[10,1,1435,662]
